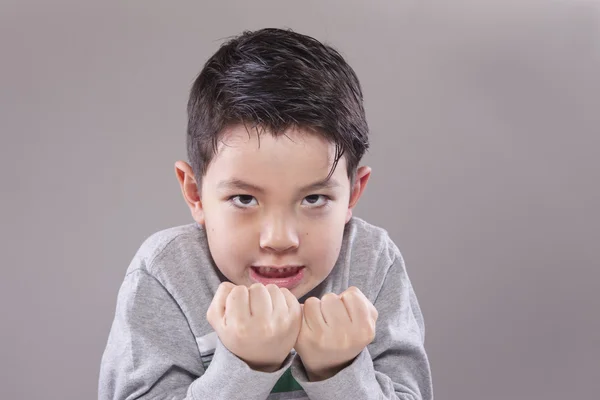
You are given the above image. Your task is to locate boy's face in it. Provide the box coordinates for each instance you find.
[176,124,370,299]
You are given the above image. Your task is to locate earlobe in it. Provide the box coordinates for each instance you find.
[346,209,353,222]
[174,161,205,224]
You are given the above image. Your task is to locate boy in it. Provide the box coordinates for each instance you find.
[99,28,433,399]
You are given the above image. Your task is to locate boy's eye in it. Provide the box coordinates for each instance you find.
[302,194,329,207]
[230,195,258,208]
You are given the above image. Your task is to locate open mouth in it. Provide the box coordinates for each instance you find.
[252,266,303,278]
[249,266,305,289]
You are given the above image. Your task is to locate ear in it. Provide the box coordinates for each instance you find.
[346,166,371,223]
[175,161,205,225]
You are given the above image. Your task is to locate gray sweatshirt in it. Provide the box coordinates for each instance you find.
[99,217,433,399]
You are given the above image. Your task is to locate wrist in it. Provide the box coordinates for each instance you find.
[305,359,352,382]
[245,359,285,373]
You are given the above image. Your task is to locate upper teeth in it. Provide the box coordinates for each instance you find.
[258,267,298,274]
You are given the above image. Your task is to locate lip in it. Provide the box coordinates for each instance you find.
[249,266,305,289]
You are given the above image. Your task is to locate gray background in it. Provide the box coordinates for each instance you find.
[1,1,598,399]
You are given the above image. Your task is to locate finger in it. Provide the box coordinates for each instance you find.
[303,297,325,332]
[267,284,288,315]
[248,283,272,318]
[281,287,300,311]
[321,293,351,327]
[286,289,302,324]
[281,287,301,316]
[207,282,236,325]
[340,288,371,325]
[225,285,250,325]
[342,287,379,323]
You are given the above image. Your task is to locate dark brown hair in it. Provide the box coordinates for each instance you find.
[187,28,369,185]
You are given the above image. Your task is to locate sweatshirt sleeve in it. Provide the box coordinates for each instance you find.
[98,268,293,400]
[290,252,434,400]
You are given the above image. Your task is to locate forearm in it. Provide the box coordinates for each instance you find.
[291,347,423,400]
[189,338,295,400]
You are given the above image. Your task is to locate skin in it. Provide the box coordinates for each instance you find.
[176,124,378,379]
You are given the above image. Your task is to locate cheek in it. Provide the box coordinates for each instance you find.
[203,197,246,234]
[204,221,255,285]
[206,215,250,254]
[204,204,254,266]
[303,219,345,267]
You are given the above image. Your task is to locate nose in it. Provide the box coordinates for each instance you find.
[259,213,299,253]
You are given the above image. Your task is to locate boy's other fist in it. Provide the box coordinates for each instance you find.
[294,286,378,381]
[207,282,302,372]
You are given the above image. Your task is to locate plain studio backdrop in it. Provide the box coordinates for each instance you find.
[1,1,598,399]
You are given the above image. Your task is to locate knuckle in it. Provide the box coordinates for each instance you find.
[372,307,379,320]
[367,330,376,343]
[321,293,338,303]
[231,285,248,295]
[304,297,320,306]
[291,303,302,316]
[363,322,376,342]
[266,284,282,297]
[249,283,264,292]
[220,281,235,291]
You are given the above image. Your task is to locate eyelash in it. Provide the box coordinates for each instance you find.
[227,194,331,209]
[228,195,257,209]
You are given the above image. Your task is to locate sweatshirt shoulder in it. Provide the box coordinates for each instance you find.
[347,216,401,266]
[125,223,205,276]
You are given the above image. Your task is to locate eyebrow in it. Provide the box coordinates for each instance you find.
[217,177,341,194]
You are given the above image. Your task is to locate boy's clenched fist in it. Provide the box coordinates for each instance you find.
[294,286,378,381]
[207,282,302,372]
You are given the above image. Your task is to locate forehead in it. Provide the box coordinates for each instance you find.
[219,124,332,157]
[202,125,349,192]
[208,124,346,179]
